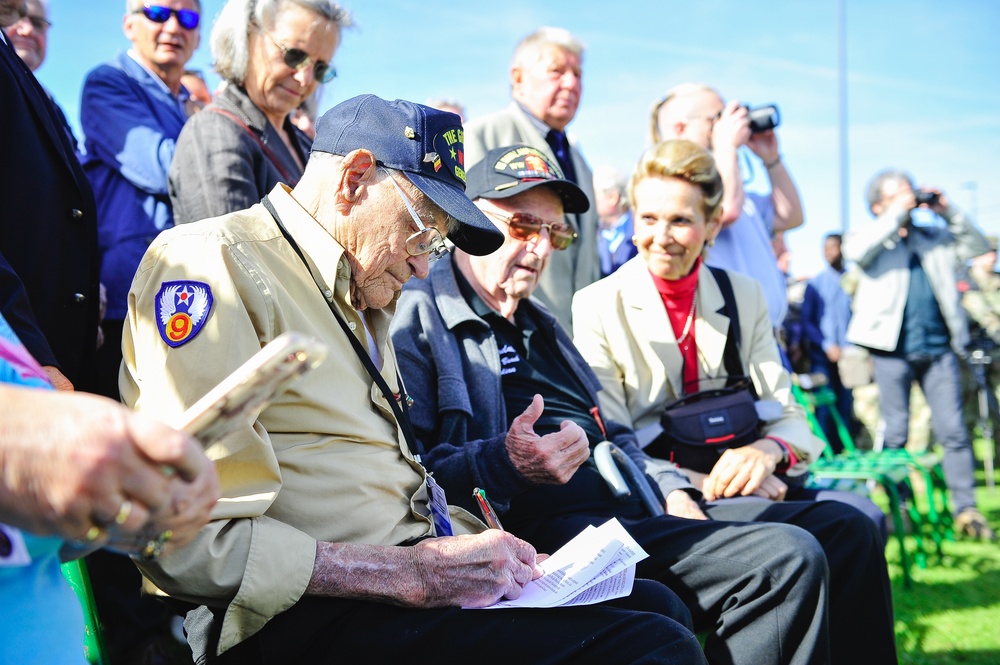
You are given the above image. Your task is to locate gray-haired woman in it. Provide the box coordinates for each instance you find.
[169,0,350,224]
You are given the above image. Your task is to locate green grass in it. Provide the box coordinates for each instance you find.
[883,443,1000,664]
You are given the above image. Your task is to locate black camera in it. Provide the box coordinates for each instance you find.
[742,104,780,133]
[914,191,940,206]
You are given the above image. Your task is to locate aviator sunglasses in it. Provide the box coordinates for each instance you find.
[483,210,577,250]
[262,31,337,84]
[138,5,200,30]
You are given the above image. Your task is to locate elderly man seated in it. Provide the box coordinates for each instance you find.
[121,96,704,664]
[390,144,897,665]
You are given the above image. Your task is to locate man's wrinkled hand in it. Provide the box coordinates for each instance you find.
[0,386,220,550]
[505,394,590,485]
[411,530,540,607]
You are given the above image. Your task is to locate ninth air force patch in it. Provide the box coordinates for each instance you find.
[155,280,213,347]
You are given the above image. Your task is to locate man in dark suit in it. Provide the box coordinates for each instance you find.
[465,27,600,330]
[0,0,100,390]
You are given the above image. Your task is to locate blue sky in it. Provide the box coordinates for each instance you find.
[36,0,1000,277]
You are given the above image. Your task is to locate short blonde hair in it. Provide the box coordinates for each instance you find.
[628,139,723,220]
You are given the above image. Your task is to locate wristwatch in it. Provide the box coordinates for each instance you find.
[767,436,790,472]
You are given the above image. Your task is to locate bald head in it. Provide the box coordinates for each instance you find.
[651,83,722,149]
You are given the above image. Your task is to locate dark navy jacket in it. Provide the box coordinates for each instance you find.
[0,35,98,382]
[391,257,690,525]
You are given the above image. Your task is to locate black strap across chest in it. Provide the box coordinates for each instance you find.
[260,195,425,459]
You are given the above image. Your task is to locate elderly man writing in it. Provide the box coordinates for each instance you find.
[390,144,897,665]
[121,96,702,664]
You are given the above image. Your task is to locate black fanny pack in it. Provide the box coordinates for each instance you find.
[645,268,762,473]
[649,379,761,473]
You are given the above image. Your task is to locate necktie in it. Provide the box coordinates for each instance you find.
[545,129,577,184]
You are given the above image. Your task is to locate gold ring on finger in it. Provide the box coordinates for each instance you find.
[84,526,103,542]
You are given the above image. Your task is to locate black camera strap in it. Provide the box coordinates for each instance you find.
[260,195,426,460]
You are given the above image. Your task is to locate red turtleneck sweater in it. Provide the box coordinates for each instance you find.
[650,258,701,393]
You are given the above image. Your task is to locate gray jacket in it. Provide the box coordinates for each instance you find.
[464,103,600,329]
[844,204,988,353]
[168,83,310,225]
[390,256,692,518]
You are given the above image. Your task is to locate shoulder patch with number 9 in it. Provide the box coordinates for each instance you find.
[155,280,213,348]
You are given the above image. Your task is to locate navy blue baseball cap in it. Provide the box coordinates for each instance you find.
[312,95,503,256]
[465,145,590,214]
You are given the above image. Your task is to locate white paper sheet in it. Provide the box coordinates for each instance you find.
[468,518,648,609]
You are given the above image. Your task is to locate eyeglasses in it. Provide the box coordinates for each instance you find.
[383,172,450,262]
[138,5,200,30]
[482,210,577,250]
[16,14,51,33]
[262,30,337,84]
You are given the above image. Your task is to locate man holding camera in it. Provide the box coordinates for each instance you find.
[651,83,803,331]
[844,169,995,540]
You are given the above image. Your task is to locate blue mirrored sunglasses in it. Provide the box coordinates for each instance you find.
[140,5,200,30]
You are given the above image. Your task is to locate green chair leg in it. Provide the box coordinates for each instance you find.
[60,558,109,665]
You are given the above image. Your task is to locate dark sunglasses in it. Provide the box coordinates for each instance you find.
[263,31,337,84]
[484,210,577,250]
[139,5,200,30]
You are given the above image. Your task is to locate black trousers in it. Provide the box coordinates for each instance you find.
[520,500,896,665]
[198,579,705,665]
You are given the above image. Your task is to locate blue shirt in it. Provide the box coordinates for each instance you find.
[0,314,86,665]
[598,211,638,277]
[81,50,190,319]
[705,188,788,327]
[806,265,852,351]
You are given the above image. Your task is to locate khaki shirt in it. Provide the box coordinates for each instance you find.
[121,184,481,654]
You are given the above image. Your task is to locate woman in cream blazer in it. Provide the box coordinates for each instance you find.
[573,140,882,529]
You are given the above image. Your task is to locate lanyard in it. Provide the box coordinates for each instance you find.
[260,196,426,460]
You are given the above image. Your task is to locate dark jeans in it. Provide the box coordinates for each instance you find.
[872,351,978,512]
[195,579,704,665]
